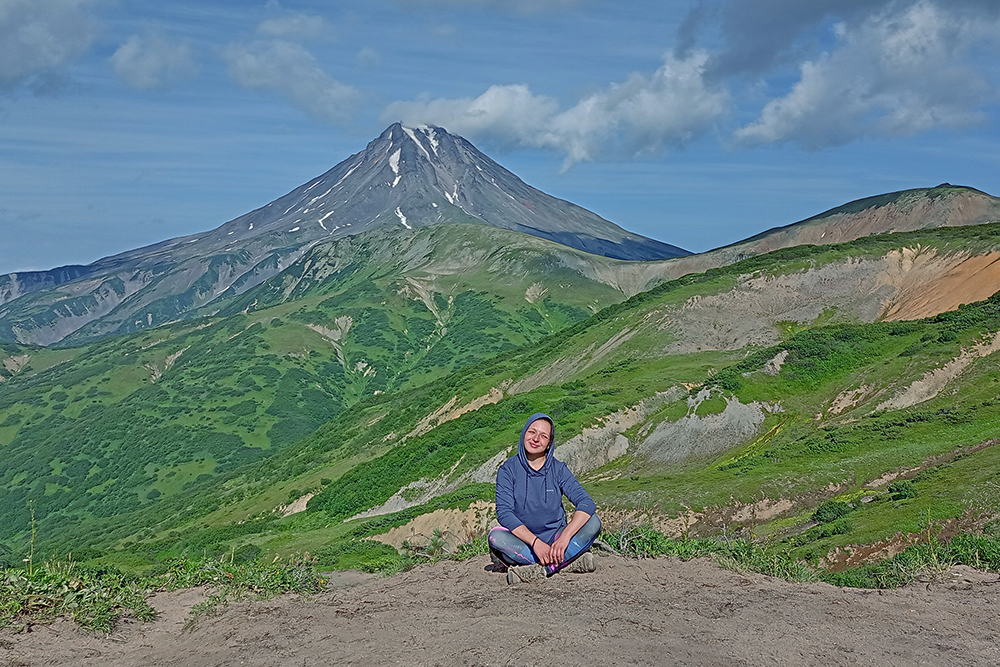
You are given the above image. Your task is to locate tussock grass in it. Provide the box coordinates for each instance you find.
[824,533,1000,588]
[601,524,816,582]
[600,523,1000,589]
[0,559,153,632]
[0,553,327,632]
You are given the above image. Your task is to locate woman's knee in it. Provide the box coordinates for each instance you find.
[581,513,602,538]
[487,526,507,546]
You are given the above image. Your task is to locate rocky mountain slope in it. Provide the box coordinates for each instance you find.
[7,126,997,352]
[0,124,687,346]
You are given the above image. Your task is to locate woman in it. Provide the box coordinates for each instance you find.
[489,412,602,583]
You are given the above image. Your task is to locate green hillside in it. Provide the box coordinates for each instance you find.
[0,224,625,554]
[5,221,1000,579]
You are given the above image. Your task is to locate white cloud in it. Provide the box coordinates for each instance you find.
[384,50,729,167]
[0,0,98,89]
[385,84,559,147]
[223,39,361,124]
[735,1,998,148]
[111,32,198,91]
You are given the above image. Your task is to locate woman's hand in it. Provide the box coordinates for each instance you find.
[532,538,556,565]
[549,533,572,564]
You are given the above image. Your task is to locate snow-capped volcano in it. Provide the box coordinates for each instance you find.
[175,122,687,262]
[0,124,687,345]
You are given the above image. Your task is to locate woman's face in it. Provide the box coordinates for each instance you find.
[523,419,552,458]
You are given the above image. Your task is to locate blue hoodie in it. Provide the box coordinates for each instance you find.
[495,413,597,544]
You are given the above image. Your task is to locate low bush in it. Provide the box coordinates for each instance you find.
[888,480,917,501]
[813,500,854,523]
[314,539,403,573]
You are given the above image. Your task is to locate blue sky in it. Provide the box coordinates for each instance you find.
[2,0,999,274]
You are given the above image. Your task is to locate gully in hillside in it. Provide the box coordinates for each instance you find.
[489,413,602,584]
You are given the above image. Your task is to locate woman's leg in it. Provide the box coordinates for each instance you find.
[489,515,602,571]
[547,514,602,574]
[488,526,537,566]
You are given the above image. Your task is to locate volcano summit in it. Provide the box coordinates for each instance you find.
[0,124,687,345]
[203,122,689,262]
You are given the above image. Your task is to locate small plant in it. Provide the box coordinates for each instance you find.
[0,558,154,632]
[813,500,854,524]
[451,533,488,560]
[888,480,917,501]
[403,528,449,562]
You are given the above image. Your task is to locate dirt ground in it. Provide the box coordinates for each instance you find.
[3,554,1000,666]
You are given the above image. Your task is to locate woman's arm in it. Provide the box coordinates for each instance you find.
[548,510,590,564]
[494,463,522,531]
[509,524,544,557]
[544,462,596,563]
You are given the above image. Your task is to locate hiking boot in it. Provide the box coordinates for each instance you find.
[506,564,548,584]
[563,552,596,574]
[489,552,509,573]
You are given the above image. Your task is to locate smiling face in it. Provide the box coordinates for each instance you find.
[523,418,552,462]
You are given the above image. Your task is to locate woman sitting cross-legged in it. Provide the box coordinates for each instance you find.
[488,412,602,584]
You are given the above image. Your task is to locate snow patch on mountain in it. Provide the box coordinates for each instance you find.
[395,207,411,229]
[389,149,401,188]
[402,126,431,160]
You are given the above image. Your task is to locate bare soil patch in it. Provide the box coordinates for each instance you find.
[881,250,1000,321]
[4,555,1000,666]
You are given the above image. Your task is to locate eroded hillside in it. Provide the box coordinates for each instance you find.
[6,222,1000,577]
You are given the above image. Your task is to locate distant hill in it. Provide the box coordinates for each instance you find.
[663,184,1000,280]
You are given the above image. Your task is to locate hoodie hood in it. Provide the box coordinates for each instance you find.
[517,412,555,477]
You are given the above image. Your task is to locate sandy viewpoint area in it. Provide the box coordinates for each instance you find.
[3,554,1000,666]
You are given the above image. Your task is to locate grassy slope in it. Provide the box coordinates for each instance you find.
[0,225,623,557]
[7,222,1000,573]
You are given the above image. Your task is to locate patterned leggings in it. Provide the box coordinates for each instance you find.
[488,514,602,573]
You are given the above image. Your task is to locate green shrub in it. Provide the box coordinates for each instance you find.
[232,543,263,564]
[813,500,854,523]
[888,480,917,500]
[314,539,403,573]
